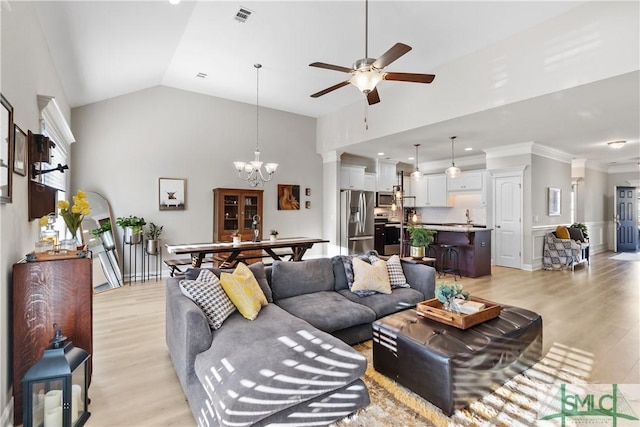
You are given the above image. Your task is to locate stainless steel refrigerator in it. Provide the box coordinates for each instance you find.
[340,190,375,254]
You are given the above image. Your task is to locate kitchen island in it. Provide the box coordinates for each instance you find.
[406,224,492,278]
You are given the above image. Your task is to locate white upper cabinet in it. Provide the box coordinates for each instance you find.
[447,171,484,192]
[340,165,366,190]
[426,174,451,207]
[364,173,376,192]
[376,160,398,192]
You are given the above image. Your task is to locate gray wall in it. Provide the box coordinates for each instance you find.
[531,155,572,227]
[71,85,324,273]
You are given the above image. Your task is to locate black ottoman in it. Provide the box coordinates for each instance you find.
[372,305,542,416]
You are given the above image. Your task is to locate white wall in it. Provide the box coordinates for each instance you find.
[71,85,323,275]
[1,1,71,421]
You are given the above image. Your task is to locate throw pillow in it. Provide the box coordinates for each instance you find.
[185,263,273,303]
[556,226,570,239]
[220,263,268,320]
[179,270,236,330]
[351,257,392,295]
[568,227,585,243]
[385,255,410,289]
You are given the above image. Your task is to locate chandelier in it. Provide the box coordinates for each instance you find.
[233,64,278,187]
[445,136,461,178]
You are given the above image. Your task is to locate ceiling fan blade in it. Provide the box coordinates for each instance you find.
[384,72,436,84]
[310,80,351,98]
[367,87,380,105]
[372,43,412,69]
[309,62,354,73]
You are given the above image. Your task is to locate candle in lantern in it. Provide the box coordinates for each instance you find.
[44,405,62,427]
[71,384,82,423]
[44,390,61,411]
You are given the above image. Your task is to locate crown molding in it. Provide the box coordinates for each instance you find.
[608,163,640,174]
[484,142,574,164]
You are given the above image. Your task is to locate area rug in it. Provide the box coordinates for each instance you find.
[333,341,591,427]
[610,252,640,261]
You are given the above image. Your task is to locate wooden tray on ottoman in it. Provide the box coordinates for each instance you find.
[416,297,501,329]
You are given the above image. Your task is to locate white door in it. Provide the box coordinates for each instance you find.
[494,175,522,268]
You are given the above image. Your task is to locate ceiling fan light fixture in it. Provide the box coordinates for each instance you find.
[351,69,383,94]
[607,140,626,149]
[445,136,461,178]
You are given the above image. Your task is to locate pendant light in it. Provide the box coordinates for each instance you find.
[233,64,278,187]
[410,144,422,181]
[445,136,461,178]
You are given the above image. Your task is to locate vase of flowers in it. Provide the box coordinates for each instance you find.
[435,282,469,313]
[57,189,91,247]
[231,230,242,245]
[269,229,279,242]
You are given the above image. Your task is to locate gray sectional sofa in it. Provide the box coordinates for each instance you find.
[166,256,436,427]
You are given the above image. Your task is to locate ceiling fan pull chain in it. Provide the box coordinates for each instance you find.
[364,103,369,130]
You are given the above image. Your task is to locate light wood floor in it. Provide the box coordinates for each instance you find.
[86,251,640,426]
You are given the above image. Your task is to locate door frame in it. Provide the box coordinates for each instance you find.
[491,166,526,269]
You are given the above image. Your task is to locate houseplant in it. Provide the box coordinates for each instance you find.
[116,215,146,244]
[145,222,163,255]
[90,220,115,250]
[269,229,279,242]
[407,225,436,259]
[435,282,469,312]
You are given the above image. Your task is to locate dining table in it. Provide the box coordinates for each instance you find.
[165,237,329,269]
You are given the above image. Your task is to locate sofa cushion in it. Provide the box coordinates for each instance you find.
[338,287,426,318]
[220,263,267,320]
[276,291,376,333]
[386,255,410,289]
[179,270,236,329]
[194,304,368,427]
[556,225,570,239]
[568,227,585,242]
[185,262,273,303]
[271,258,334,300]
[351,257,392,295]
[331,252,378,292]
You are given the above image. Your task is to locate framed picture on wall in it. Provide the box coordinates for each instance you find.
[13,125,27,176]
[0,94,14,204]
[159,178,186,210]
[277,184,300,210]
[548,187,561,216]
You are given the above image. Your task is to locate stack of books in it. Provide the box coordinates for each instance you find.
[454,298,486,314]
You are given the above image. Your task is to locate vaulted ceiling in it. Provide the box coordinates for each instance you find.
[32,1,639,170]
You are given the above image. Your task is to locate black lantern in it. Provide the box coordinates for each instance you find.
[22,324,90,427]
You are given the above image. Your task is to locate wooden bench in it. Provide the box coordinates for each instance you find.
[213,250,295,268]
[164,256,216,277]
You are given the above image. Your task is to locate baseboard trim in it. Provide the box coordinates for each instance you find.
[1,397,13,427]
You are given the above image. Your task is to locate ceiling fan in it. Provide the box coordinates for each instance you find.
[309,0,435,105]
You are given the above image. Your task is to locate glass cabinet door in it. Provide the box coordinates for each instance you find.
[242,195,260,231]
[223,195,239,232]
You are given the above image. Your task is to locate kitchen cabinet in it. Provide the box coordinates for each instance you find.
[376,160,398,192]
[374,223,385,255]
[431,229,491,278]
[12,256,93,426]
[447,171,484,192]
[426,174,451,207]
[340,165,366,190]
[408,178,428,207]
[364,173,376,192]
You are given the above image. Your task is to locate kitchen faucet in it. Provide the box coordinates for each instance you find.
[466,209,471,224]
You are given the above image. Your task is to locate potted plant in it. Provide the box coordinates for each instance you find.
[230,230,242,245]
[407,225,437,259]
[145,222,163,255]
[90,220,115,250]
[116,215,146,244]
[269,229,279,242]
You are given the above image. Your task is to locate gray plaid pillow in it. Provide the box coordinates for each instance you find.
[179,269,236,329]
[384,255,409,289]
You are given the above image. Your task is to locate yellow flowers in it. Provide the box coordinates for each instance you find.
[58,190,91,239]
[39,215,49,227]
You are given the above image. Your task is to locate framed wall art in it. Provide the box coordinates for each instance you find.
[159,177,186,210]
[277,184,300,210]
[13,125,26,176]
[548,187,561,216]
[1,94,14,204]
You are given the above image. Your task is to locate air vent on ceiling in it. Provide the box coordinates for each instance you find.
[196,72,207,79]
[234,7,253,23]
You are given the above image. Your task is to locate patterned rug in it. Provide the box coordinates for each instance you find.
[610,252,640,261]
[333,341,592,427]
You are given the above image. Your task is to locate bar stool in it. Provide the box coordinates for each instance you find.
[439,244,461,280]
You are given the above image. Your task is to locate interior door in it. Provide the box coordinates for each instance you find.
[494,175,522,268]
[615,186,637,252]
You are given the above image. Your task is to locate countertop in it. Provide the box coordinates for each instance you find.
[384,222,491,232]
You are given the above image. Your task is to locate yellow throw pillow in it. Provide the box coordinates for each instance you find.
[220,263,268,320]
[556,226,570,239]
[351,257,392,295]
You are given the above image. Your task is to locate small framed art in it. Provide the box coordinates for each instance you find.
[159,178,186,210]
